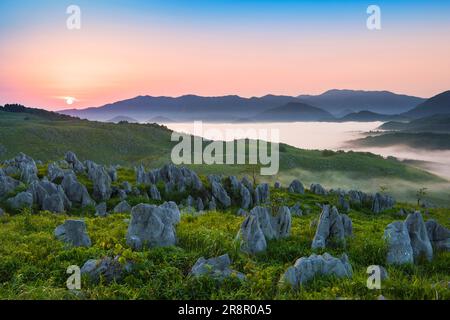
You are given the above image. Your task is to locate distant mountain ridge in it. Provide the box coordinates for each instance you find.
[298,89,425,115]
[255,102,334,122]
[402,90,450,119]
[59,89,427,122]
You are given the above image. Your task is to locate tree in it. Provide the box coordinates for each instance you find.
[416,188,428,207]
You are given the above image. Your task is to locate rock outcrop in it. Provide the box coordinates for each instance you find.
[54,220,91,247]
[404,212,433,262]
[190,254,245,281]
[425,219,450,251]
[280,253,352,288]
[6,192,33,210]
[384,221,414,265]
[81,256,132,283]
[311,205,352,249]
[288,179,304,194]
[126,202,180,250]
[254,183,270,205]
[61,172,94,207]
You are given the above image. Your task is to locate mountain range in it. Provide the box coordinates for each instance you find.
[59,89,439,123]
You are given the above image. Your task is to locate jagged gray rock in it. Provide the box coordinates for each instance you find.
[280,253,352,288]
[28,179,71,213]
[95,202,108,217]
[126,202,180,250]
[61,172,94,207]
[272,206,292,239]
[190,254,245,281]
[229,176,240,193]
[47,162,66,182]
[288,179,304,194]
[238,214,267,254]
[196,198,204,211]
[241,176,254,193]
[426,219,450,251]
[372,193,396,213]
[290,202,303,216]
[65,151,85,173]
[310,183,327,195]
[237,208,248,216]
[107,166,118,182]
[384,221,414,265]
[54,220,91,247]
[338,194,350,213]
[250,206,277,240]
[81,256,132,283]
[238,183,251,210]
[6,192,33,210]
[208,197,217,211]
[311,205,351,249]
[405,212,433,262]
[88,163,112,202]
[149,184,161,201]
[211,180,231,208]
[0,172,21,198]
[113,200,131,213]
[254,183,270,205]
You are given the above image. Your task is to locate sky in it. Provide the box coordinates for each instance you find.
[1,0,450,110]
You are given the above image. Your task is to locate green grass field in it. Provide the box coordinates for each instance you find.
[0,185,448,300]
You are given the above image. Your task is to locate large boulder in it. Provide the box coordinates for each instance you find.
[88,163,112,202]
[372,193,396,213]
[14,153,38,184]
[249,206,276,240]
[81,256,132,283]
[229,176,240,193]
[149,184,161,201]
[241,176,254,194]
[126,202,180,250]
[384,221,413,265]
[238,214,267,254]
[239,184,252,210]
[272,206,292,239]
[425,219,450,251]
[113,200,131,213]
[211,181,231,208]
[405,212,433,262]
[0,172,20,198]
[280,253,352,288]
[95,202,108,217]
[46,162,66,182]
[190,254,245,281]
[54,220,91,247]
[310,183,327,195]
[254,183,270,205]
[61,172,94,207]
[311,205,351,249]
[65,151,85,173]
[6,192,33,210]
[288,179,304,194]
[28,179,71,213]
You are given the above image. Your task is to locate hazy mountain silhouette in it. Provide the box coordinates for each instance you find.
[255,102,334,122]
[339,111,406,122]
[298,89,425,115]
[402,91,450,119]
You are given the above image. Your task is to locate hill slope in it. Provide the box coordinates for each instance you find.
[380,114,450,133]
[403,90,450,119]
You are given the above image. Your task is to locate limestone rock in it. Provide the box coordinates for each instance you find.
[254,183,270,205]
[149,184,161,201]
[126,202,180,250]
[288,179,304,194]
[238,214,267,254]
[113,200,131,213]
[211,181,231,208]
[280,253,352,288]
[54,220,91,247]
[6,192,33,210]
[384,221,413,265]
[190,254,245,281]
[311,205,351,249]
[81,256,132,283]
[95,202,108,217]
[310,183,327,195]
[425,219,450,251]
[405,212,433,262]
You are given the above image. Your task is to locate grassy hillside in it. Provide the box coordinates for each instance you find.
[0,181,448,300]
[351,132,450,151]
[0,110,448,204]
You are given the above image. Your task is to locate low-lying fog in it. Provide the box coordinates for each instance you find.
[164,121,450,181]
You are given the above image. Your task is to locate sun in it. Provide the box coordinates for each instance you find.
[65,97,75,105]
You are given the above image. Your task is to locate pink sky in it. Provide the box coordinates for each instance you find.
[1,14,450,110]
